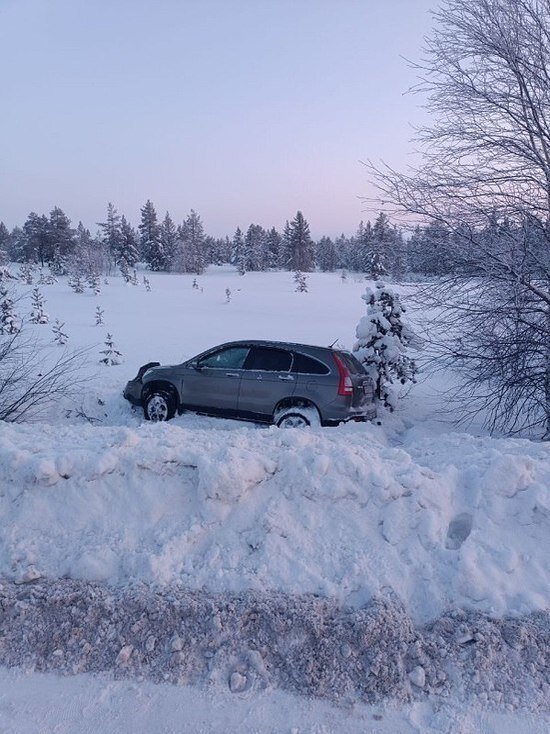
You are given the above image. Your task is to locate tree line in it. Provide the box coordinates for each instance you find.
[0,202,511,279]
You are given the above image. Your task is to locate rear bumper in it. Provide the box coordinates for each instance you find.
[322,404,377,426]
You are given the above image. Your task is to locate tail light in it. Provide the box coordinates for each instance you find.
[333,353,353,396]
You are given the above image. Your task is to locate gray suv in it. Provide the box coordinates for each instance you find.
[123,340,376,428]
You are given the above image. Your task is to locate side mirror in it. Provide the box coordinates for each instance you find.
[190,360,202,371]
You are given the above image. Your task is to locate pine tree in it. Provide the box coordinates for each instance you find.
[99,203,123,264]
[18,263,34,284]
[119,215,139,268]
[139,200,165,271]
[294,271,308,292]
[244,224,267,270]
[231,227,246,275]
[159,211,177,270]
[288,212,314,272]
[143,276,151,292]
[315,236,338,272]
[29,287,49,324]
[87,272,101,295]
[99,333,123,365]
[174,210,206,274]
[52,318,68,345]
[265,227,281,269]
[48,206,74,264]
[0,222,10,264]
[279,220,292,269]
[22,212,50,265]
[69,273,84,293]
[225,287,231,303]
[0,285,20,334]
[95,305,104,325]
[353,282,417,410]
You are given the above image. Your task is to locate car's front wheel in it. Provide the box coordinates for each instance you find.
[143,390,176,422]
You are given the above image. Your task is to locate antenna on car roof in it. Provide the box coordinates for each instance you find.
[328,338,339,348]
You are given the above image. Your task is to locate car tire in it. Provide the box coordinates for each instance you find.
[276,410,318,429]
[143,390,176,422]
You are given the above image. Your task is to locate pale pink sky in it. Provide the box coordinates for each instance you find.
[0,0,435,237]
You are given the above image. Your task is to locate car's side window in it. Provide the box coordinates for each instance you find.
[199,346,249,370]
[291,352,330,375]
[243,347,292,372]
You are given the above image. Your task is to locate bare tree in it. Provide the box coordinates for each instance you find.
[0,328,91,422]
[367,0,550,438]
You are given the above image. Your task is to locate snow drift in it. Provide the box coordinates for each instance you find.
[0,421,548,623]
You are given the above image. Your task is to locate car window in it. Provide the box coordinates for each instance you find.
[243,346,292,372]
[291,352,330,375]
[199,346,249,369]
[337,351,366,375]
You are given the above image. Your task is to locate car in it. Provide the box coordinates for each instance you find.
[123,340,377,428]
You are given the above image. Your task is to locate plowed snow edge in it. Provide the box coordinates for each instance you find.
[0,579,547,710]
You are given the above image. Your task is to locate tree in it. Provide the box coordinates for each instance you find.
[244,224,267,271]
[159,212,177,269]
[48,206,74,265]
[119,215,140,268]
[29,287,49,324]
[22,213,49,265]
[99,203,123,265]
[353,283,417,410]
[174,210,206,274]
[315,236,338,272]
[288,211,314,272]
[139,200,165,271]
[367,0,550,437]
[99,333,123,365]
[231,227,246,274]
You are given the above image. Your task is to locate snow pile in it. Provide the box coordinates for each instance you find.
[0,579,547,711]
[0,421,548,623]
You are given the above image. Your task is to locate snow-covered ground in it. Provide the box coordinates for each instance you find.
[1,267,548,731]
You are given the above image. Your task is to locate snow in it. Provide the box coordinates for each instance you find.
[1,266,549,730]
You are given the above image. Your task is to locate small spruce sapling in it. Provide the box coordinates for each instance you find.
[99,333,123,366]
[52,319,68,345]
[353,282,417,410]
[225,287,231,303]
[29,287,49,324]
[95,305,104,326]
[143,276,151,292]
[0,286,20,334]
[192,278,199,290]
[18,264,34,284]
[294,271,308,292]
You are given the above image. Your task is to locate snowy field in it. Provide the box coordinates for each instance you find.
[1,267,549,732]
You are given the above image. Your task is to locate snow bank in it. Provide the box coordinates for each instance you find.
[0,421,548,623]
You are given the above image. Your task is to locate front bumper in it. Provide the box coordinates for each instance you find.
[123,380,143,407]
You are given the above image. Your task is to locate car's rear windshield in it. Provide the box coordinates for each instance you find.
[336,351,366,375]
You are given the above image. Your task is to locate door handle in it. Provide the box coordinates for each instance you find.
[278,375,294,381]
[225,372,240,377]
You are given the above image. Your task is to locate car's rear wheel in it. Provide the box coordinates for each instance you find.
[144,391,176,422]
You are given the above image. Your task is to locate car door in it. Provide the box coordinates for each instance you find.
[180,345,250,413]
[238,346,295,418]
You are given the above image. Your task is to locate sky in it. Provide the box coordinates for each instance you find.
[0,0,435,238]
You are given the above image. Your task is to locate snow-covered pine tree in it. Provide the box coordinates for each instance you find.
[294,271,308,292]
[119,215,140,268]
[139,200,165,271]
[52,318,68,345]
[316,236,338,272]
[353,282,417,410]
[29,287,49,324]
[279,220,292,270]
[68,273,84,293]
[244,224,267,270]
[173,210,206,274]
[119,258,131,282]
[48,206,75,265]
[87,271,101,295]
[225,287,231,303]
[265,227,281,269]
[98,203,123,265]
[18,263,34,284]
[95,305,104,326]
[0,285,20,334]
[143,276,151,292]
[159,211,177,270]
[288,211,314,272]
[99,333,123,365]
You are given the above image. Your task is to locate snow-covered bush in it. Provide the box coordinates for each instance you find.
[353,282,417,410]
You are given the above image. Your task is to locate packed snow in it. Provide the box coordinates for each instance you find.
[1,267,549,731]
